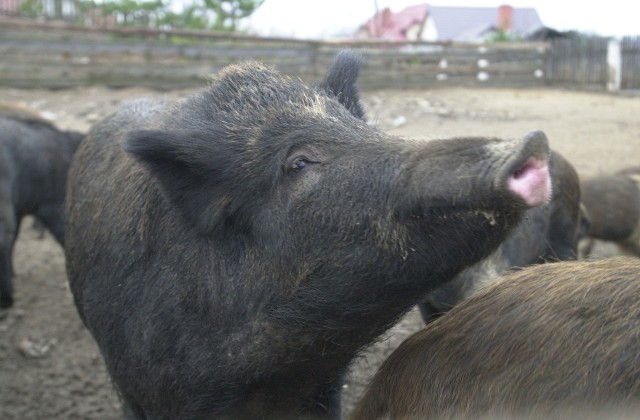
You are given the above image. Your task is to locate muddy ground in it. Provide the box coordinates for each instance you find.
[0,84,639,419]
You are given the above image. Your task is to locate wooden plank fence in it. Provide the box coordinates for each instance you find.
[1,17,639,91]
[621,36,640,90]
[0,17,549,90]
[546,37,609,89]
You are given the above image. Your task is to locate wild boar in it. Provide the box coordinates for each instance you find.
[0,104,83,308]
[65,51,551,419]
[580,166,640,257]
[352,257,640,420]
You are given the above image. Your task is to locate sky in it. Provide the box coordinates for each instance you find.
[240,0,640,39]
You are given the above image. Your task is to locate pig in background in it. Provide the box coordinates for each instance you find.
[579,166,640,257]
[418,149,586,323]
[0,104,83,310]
[352,257,640,420]
[65,51,552,419]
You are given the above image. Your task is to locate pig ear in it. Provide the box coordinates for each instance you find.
[123,129,229,233]
[317,50,366,121]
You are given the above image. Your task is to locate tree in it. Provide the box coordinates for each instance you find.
[17,0,265,32]
[20,0,65,19]
[97,0,166,27]
[201,0,265,31]
[18,0,45,18]
[485,27,522,43]
[159,4,210,30]
[158,0,265,31]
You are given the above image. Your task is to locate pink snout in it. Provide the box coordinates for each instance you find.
[508,157,552,207]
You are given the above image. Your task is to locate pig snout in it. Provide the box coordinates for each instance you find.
[509,157,551,207]
[501,130,551,208]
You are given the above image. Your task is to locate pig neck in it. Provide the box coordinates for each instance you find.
[248,262,452,362]
[139,188,517,415]
[165,239,423,414]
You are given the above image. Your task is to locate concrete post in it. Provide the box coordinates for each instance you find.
[607,39,621,91]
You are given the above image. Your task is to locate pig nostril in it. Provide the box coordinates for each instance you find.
[512,167,525,179]
[512,161,537,180]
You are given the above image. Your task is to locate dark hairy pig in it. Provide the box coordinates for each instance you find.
[580,166,640,257]
[0,104,83,309]
[418,150,585,322]
[352,257,640,420]
[65,51,551,419]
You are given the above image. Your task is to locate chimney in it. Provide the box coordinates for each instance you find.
[381,7,393,29]
[373,7,393,38]
[497,5,513,31]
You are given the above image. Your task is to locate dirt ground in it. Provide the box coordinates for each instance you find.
[0,83,639,419]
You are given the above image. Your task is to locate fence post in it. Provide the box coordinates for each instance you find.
[607,39,621,91]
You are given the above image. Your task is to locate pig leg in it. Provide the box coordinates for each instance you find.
[120,398,145,420]
[618,225,640,257]
[579,238,596,258]
[0,202,17,309]
[35,204,64,246]
[31,217,46,239]
[313,376,344,418]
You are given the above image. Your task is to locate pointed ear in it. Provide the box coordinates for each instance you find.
[317,50,366,121]
[123,129,230,233]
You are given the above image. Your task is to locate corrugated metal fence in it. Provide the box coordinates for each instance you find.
[1,18,639,91]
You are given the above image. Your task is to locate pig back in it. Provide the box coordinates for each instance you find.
[65,99,167,321]
[352,257,640,420]
[581,174,640,241]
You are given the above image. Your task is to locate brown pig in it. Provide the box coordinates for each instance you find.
[352,257,640,420]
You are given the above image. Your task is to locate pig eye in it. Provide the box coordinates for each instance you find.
[292,158,307,171]
[287,157,318,177]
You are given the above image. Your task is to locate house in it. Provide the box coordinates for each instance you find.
[354,3,429,41]
[0,0,20,16]
[355,3,545,43]
[0,0,88,21]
